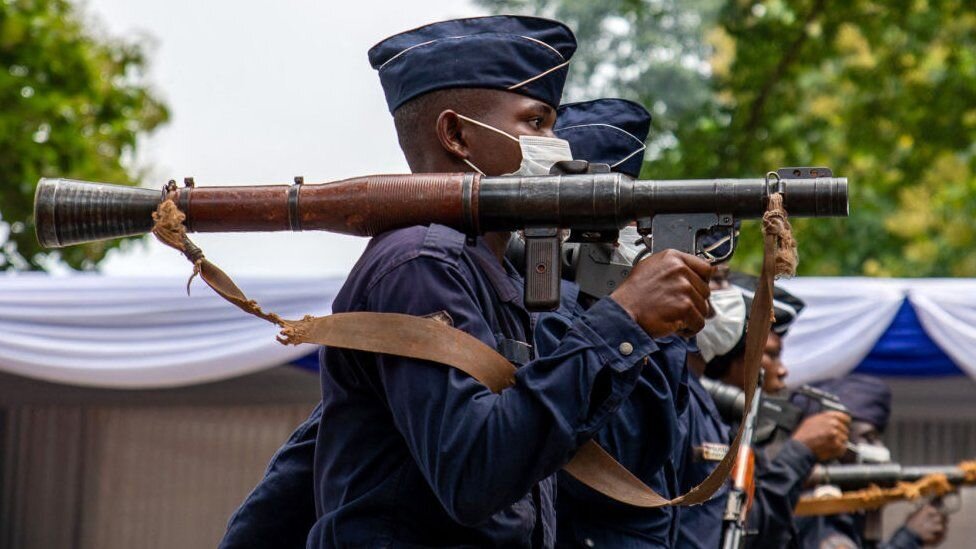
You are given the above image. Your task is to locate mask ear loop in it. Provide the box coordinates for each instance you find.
[462,158,485,175]
[456,113,520,175]
[455,114,520,142]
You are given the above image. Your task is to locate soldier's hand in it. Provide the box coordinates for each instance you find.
[610,249,713,338]
[791,411,851,461]
[904,504,948,546]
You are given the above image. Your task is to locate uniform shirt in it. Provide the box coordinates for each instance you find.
[797,513,922,549]
[308,225,654,548]
[676,390,816,549]
[534,280,690,548]
[745,437,818,549]
[674,373,732,549]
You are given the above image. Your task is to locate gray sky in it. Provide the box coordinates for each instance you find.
[86,0,484,276]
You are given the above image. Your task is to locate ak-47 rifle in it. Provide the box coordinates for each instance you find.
[807,462,976,491]
[34,164,847,311]
[797,461,976,517]
[721,373,765,549]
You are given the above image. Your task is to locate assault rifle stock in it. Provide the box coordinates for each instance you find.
[34,164,847,311]
[797,461,976,517]
[721,373,765,549]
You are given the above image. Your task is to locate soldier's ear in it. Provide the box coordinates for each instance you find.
[435,110,472,161]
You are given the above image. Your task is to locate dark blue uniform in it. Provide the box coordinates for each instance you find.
[795,376,918,549]
[307,225,652,547]
[534,281,689,547]
[674,373,731,549]
[674,391,817,549]
[218,252,661,549]
[222,14,590,548]
[746,439,818,548]
[219,94,658,548]
[677,279,815,548]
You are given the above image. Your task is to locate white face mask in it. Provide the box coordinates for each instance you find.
[456,114,573,176]
[854,442,891,464]
[615,225,644,265]
[696,287,747,362]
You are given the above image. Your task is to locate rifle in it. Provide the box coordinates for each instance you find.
[34,164,847,311]
[807,462,976,491]
[721,373,765,549]
[700,377,849,444]
[797,461,976,516]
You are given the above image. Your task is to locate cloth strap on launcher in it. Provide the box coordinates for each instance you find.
[150,193,797,508]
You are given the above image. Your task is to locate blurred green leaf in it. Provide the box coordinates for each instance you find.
[0,0,168,271]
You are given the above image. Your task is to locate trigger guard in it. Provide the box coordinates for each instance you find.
[699,225,738,264]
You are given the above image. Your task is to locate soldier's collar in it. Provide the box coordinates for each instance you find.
[467,236,521,304]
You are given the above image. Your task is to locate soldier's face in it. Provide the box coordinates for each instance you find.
[850,420,881,445]
[841,421,887,464]
[461,93,557,175]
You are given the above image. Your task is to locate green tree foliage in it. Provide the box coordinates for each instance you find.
[479,0,722,159]
[481,0,976,276]
[0,0,168,271]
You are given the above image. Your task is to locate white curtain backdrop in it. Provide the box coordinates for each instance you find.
[907,279,976,380]
[2,275,974,388]
[0,274,338,388]
[780,278,976,385]
[778,278,906,385]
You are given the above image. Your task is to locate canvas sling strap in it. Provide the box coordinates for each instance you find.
[795,461,976,516]
[150,192,797,508]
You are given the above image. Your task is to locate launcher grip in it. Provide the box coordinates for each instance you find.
[522,228,562,311]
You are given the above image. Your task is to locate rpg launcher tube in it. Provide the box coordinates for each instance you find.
[34,172,848,249]
[807,463,971,490]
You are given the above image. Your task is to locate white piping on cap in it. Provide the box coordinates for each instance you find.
[507,60,571,91]
[556,123,646,167]
[379,34,566,72]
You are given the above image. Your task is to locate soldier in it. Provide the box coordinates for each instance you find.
[224,16,714,548]
[794,375,949,549]
[218,95,665,549]
[673,264,741,549]
[532,98,692,547]
[692,276,851,548]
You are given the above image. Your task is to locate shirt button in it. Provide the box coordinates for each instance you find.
[618,342,634,356]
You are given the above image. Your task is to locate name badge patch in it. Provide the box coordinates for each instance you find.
[696,442,729,462]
